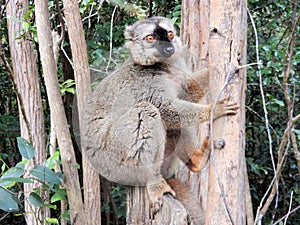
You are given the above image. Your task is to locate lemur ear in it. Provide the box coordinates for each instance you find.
[124,25,135,49]
[124,25,134,40]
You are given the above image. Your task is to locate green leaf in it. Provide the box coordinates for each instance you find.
[50,189,66,203]
[66,88,75,95]
[45,151,60,170]
[22,22,30,33]
[0,187,19,211]
[1,163,6,173]
[29,192,44,207]
[44,204,57,210]
[273,99,285,107]
[17,137,35,159]
[44,217,59,224]
[0,160,27,188]
[173,11,181,17]
[30,166,61,185]
[262,45,271,52]
[0,177,33,184]
[173,5,181,11]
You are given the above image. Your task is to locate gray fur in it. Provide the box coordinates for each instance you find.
[82,17,238,223]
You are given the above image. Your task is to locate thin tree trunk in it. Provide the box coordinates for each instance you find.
[181,0,248,224]
[181,0,209,70]
[6,0,49,224]
[180,0,210,216]
[35,1,85,224]
[205,0,247,224]
[62,0,101,223]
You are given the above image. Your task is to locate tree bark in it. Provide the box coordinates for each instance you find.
[6,0,49,224]
[181,0,209,70]
[181,0,248,224]
[126,187,189,225]
[205,0,247,224]
[62,0,101,224]
[34,1,85,224]
[180,0,211,221]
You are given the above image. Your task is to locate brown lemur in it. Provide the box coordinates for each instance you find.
[82,16,239,224]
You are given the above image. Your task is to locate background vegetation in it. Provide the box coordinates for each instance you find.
[0,0,299,224]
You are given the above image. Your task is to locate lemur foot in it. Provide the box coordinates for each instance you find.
[186,136,209,172]
[146,178,175,214]
[186,137,227,172]
[214,97,239,118]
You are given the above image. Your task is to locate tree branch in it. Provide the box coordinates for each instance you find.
[105,6,118,73]
[35,1,85,224]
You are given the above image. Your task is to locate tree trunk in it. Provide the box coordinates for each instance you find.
[34,1,85,224]
[61,0,101,223]
[205,0,247,224]
[6,0,49,224]
[180,0,211,215]
[126,187,188,225]
[181,0,247,224]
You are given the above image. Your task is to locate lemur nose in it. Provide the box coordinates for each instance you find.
[164,46,175,55]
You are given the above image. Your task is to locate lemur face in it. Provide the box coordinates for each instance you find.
[124,17,181,65]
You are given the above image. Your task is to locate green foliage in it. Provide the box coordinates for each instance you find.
[44,217,59,225]
[0,186,19,212]
[0,159,28,188]
[111,185,126,218]
[166,4,181,28]
[247,0,300,223]
[30,166,61,186]
[28,192,46,207]
[0,139,67,223]
[17,137,35,159]
[59,79,76,96]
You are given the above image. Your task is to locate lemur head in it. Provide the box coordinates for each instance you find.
[125,17,182,66]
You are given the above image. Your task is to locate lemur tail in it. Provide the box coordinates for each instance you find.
[167,178,205,225]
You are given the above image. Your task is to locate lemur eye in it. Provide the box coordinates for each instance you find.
[145,35,156,43]
[167,31,174,40]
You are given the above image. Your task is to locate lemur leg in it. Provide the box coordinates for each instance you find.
[176,127,211,172]
[185,136,210,172]
[162,126,211,178]
[108,101,175,212]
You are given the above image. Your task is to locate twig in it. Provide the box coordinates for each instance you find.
[247,8,280,224]
[284,191,293,225]
[0,212,10,221]
[61,40,74,68]
[88,3,94,28]
[237,62,262,70]
[89,67,104,73]
[60,41,106,75]
[105,6,118,73]
[82,0,105,23]
[273,204,300,225]
[283,8,300,178]
[54,0,66,44]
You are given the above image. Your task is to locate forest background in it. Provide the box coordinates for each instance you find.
[0,0,299,224]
